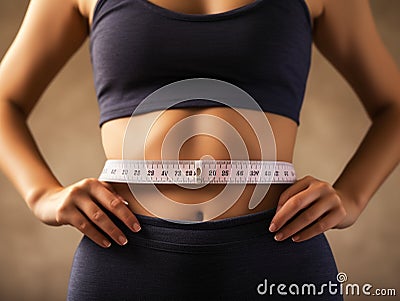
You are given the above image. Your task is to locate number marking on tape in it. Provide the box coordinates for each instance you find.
[98,160,297,184]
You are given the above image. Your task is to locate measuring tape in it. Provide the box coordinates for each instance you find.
[98,160,296,184]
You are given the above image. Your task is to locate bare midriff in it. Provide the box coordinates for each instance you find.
[101,107,298,220]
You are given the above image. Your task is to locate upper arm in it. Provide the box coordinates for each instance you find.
[0,0,89,117]
[313,0,400,120]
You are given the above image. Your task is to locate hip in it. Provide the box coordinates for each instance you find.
[67,207,342,300]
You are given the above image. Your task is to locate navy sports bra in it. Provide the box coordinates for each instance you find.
[90,0,312,127]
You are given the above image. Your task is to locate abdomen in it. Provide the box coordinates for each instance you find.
[100,107,297,220]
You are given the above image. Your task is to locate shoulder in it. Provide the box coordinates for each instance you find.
[73,0,98,27]
[311,0,374,30]
[307,0,374,29]
[304,0,324,23]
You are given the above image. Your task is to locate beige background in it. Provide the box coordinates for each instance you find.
[0,0,399,300]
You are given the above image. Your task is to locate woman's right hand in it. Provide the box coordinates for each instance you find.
[31,178,142,248]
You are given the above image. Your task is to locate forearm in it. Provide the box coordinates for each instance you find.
[333,104,400,213]
[0,99,62,210]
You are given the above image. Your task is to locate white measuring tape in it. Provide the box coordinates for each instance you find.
[98,160,296,184]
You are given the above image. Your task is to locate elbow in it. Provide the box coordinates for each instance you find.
[370,101,400,162]
[0,98,29,122]
[369,101,400,124]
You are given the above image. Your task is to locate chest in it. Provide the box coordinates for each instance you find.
[90,0,311,79]
[143,0,257,15]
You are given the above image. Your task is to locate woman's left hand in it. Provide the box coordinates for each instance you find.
[269,175,362,242]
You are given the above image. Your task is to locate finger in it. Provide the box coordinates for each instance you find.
[100,181,117,192]
[76,198,129,246]
[269,185,321,233]
[99,181,129,205]
[291,209,344,242]
[277,176,314,211]
[273,196,334,241]
[68,210,112,248]
[89,181,141,233]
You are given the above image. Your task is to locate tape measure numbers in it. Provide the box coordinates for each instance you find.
[99,160,296,184]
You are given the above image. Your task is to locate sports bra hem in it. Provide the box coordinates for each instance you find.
[99,105,300,128]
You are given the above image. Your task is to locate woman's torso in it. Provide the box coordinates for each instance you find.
[75,0,323,220]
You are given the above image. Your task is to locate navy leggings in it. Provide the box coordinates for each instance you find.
[67,208,343,300]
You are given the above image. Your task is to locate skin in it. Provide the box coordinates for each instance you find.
[0,0,399,250]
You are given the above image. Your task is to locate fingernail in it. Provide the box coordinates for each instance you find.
[119,236,128,245]
[274,233,283,241]
[118,196,129,205]
[103,240,111,248]
[133,223,141,232]
[292,235,300,242]
[269,223,277,232]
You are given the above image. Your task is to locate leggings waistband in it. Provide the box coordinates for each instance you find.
[110,208,277,253]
